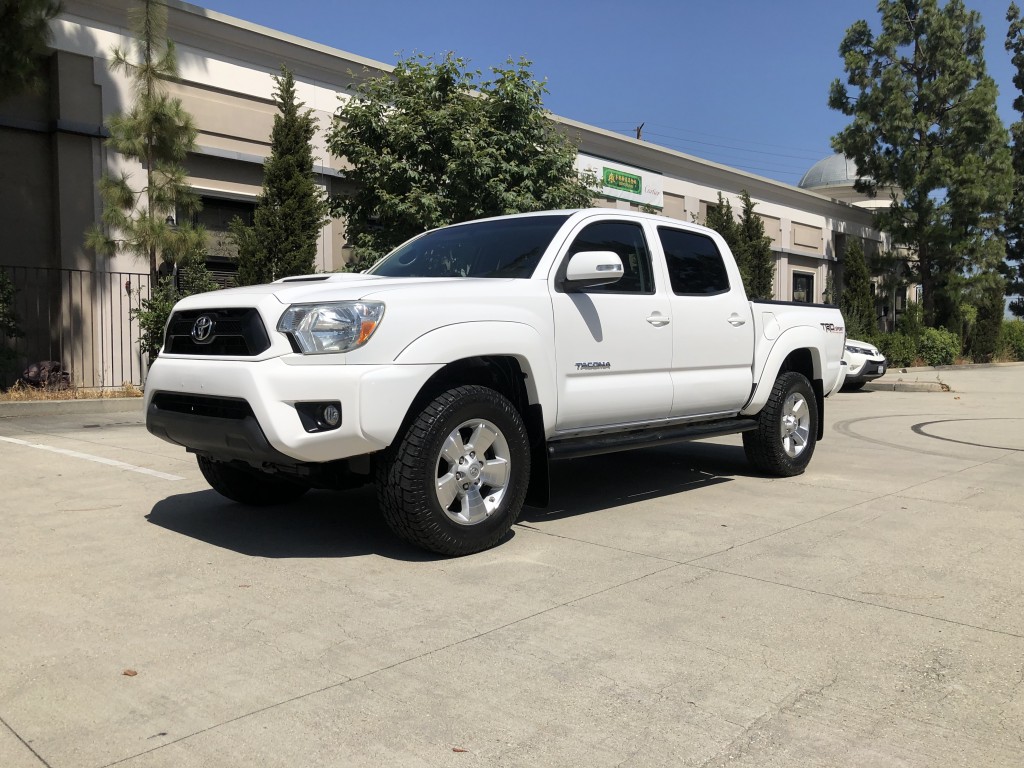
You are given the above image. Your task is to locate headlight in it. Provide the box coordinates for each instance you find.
[277,301,385,354]
[845,344,877,356]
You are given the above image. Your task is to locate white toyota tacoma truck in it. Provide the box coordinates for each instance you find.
[146,209,847,555]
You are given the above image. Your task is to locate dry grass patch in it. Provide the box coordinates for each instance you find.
[0,381,143,402]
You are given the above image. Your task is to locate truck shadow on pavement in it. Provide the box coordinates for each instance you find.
[521,442,745,523]
[146,442,750,558]
[146,485,442,562]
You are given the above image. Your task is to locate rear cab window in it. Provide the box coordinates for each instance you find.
[657,227,730,296]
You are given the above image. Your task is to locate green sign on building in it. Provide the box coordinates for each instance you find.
[602,168,642,195]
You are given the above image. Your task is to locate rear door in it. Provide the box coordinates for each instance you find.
[549,217,673,431]
[655,225,754,417]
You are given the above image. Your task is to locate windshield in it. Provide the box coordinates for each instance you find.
[369,214,571,279]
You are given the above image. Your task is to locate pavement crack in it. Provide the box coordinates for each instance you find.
[691,564,1024,640]
[695,673,840,768]
[0,713,53,768]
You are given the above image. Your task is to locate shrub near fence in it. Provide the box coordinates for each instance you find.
[0,267,152,390]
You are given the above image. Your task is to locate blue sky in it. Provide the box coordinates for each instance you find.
[197,0,1021,187]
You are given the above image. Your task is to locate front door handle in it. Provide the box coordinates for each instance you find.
[646,313,670,327]
[727,314,747,326]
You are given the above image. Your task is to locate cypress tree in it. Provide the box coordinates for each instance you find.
[737,191,775,300]
[232,65,328,285]
[839,239,876,339]
[704,191,776,299]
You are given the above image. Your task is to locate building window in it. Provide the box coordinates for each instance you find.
[834,232,848,260]
[174,195,255,287]
[792,272,814,303]
[192,196,255,230]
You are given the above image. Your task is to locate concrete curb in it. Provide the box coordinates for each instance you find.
[893,361,1024,373]
[0,397,144,417]
[862,380,949,393]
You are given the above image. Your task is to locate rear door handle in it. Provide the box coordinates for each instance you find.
[646,313,670,327]
[727,314,747,326]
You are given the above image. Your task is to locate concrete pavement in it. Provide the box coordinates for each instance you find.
[1,365,1022,767]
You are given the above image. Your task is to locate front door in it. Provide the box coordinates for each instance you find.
[549,218,673,431]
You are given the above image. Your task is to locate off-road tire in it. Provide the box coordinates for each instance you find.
[197,456,309,505]
[376,385,530,556]
[743,371,818,477]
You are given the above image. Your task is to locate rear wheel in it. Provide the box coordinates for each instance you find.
[376,385,530,556]
[197,456,309,505]
[743,372,818,477]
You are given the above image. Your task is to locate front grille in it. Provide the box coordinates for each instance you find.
[151,393,254,420]
[165,308,270,356]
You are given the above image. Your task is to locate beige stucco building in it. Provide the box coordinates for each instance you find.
[0,0,890,387]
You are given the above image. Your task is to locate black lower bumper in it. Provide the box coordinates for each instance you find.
[146,392,299,467]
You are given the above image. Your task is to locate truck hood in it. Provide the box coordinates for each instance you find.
[172,273,523,310]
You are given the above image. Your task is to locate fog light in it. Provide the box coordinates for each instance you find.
[295,401,342,433]
[322,404,341,427]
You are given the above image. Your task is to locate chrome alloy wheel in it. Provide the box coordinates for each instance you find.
[779,391,811,458]
[435,418,511,525]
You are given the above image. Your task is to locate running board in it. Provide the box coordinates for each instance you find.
[547,418,758,461]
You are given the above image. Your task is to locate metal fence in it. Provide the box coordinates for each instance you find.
[0,267,152,390]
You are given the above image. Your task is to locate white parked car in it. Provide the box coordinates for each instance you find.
[842,338,888,390]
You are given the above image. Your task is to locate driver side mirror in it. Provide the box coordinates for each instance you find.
[562,250,624,291]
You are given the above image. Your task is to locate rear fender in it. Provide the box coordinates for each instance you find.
[742,327,826,417]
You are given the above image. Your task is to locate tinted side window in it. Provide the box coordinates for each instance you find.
[658,227,730,295]
[566,221,654,294]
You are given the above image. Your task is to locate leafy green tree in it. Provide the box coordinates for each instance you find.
[0,0,62,101]
[85,0,204,280]
[132,252,217,359]
[736,191,775,300]
[839,239,876,339]
[1004,2,1024,317]
[328,53,595,270]
[231,66,328,285]
[829,0,1012,329]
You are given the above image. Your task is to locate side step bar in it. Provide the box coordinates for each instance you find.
[547,418,758,461]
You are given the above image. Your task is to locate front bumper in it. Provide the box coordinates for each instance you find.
[144,355,442,465]
[846,356,888,384]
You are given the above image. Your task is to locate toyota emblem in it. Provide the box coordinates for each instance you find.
[191,315,215,343]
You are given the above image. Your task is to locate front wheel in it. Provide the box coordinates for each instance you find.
[197,456,309,505]
[376,385,530,556]
[743,372,818,477]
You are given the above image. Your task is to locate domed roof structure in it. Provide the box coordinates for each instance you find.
[797,154,893,209]
[798,154,861,190]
